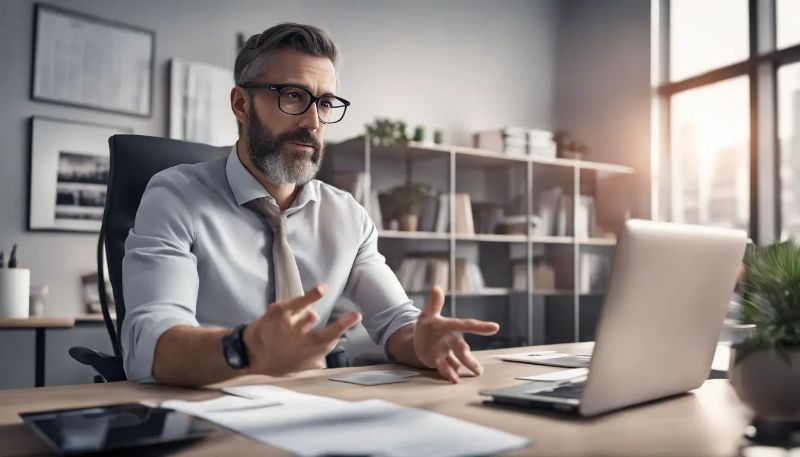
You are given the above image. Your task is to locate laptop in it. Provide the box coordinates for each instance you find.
[482,219,747,417]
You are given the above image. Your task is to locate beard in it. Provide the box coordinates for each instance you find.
[246,108,325,185]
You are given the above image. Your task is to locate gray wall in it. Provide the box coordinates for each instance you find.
[0,0,558,317]
[553,0,652,219]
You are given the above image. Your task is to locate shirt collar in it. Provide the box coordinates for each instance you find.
[225,143,319,213]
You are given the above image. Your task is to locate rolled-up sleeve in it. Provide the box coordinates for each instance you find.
[342,204,421,359]
[121,169,200,383]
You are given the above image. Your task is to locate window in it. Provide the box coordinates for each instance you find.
[777,0,800,50]
[671,77,749,229]
[779,63,800,237]
[669,0,749,81]
[656,0,800,242]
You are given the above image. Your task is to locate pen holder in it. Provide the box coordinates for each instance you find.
[0,268,31,318]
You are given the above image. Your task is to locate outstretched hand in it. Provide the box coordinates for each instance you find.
[413,285,500,383]
[243,283,361,376]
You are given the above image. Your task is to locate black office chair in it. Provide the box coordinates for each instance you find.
[69,135,228,382]
[69,134,348,382]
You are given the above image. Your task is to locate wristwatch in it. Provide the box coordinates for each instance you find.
[222,324,250,369]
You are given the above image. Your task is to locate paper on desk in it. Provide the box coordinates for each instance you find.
[259,399,530,457]
[167,386,530,456]
[516,368,589,382]
[161,395,280,414]
[223,384,346,406]
[494,352,575,361]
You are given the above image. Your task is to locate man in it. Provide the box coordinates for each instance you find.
[121,22,499,387]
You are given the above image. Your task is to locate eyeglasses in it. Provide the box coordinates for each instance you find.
[239,82,351,124]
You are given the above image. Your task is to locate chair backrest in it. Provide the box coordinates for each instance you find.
[100,135,228,357]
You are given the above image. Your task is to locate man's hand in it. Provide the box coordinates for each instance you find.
[413,285,500,383]
[242,283,361,376]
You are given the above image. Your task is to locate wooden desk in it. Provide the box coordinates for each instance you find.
[0,343,752,456]
[0,318,75,388]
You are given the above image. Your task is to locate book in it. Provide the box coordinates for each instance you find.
[473,128,529,155]
[472,202,505,234]
[335,172,383,229]
[534,187,562,237]
[498,214,541,235]
[434,193,450,233]
[453,193,475,235]
[396,256,487,294]
[465,262,486,291]
[579,252,611,294]
[575,195,596,239]
[532,262,556,291]
[416,194,439,233]
[368,190,384,230]
[556,194,572,236]
[473,127,556,157]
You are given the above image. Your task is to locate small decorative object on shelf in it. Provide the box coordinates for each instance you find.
[412,126,426,142]
[81,272,115,315]
[29,285,49,317]
[730,240,800,423]
[433,129,444,145]
[364,118,409,147]
[387,183,430,232]
[553,130,590,159]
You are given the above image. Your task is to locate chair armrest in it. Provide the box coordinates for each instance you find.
[68,346,127,382]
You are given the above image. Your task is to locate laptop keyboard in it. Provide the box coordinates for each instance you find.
[536,356,590,368]
[533,381,586,399]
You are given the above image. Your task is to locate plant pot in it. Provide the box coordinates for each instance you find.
[729,347,800,421]
[398,214,418,232]
[0,268,30,318]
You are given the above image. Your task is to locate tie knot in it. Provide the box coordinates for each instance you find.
[247,197,284,230]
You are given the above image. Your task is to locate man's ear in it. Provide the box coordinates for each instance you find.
[230,86,249,127]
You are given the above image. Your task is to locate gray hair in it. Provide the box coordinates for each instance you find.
[234,22,339,86]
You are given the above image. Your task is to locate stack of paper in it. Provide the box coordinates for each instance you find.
[163,385,530,457]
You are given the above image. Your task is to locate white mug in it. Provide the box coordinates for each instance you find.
[0,268,31,318]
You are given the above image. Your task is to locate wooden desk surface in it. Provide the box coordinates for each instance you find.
[0,343,752,456]
[0,314,114,329]
[0,317,75,329]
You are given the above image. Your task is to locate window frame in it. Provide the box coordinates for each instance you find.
[654,0,800,244]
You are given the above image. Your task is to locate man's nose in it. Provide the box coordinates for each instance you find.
[298,102,320,130]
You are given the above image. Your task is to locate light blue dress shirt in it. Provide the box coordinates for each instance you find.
[121,146,420,382]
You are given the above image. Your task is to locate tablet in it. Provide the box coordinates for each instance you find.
[20,402,216,455]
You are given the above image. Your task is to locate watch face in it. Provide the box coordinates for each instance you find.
[228,352,242,368]
[224,340,243,368]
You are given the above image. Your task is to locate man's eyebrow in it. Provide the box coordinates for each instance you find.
[282,82,337,97]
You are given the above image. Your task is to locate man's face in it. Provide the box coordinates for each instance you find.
[243,48,338,185]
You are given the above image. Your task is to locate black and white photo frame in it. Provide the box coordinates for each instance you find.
[28,117,131,233]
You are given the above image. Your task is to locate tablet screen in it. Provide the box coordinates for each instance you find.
[21,403,215,455]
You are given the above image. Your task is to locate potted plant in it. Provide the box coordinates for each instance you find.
[553,130,589,159]
[413,126,426,143]
[730,240,800,422]
[365,118,409,147]
[387,183,429,232]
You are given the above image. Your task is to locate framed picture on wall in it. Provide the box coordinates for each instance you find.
[31,3,155,117]
[28,117,132,233]
[169,58,238,147]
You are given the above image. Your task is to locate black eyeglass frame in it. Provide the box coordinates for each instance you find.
[239,82,351,124]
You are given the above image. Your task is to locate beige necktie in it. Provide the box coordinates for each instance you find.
[247,196,305,302]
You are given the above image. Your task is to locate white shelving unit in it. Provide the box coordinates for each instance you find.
[324,135,634,346]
